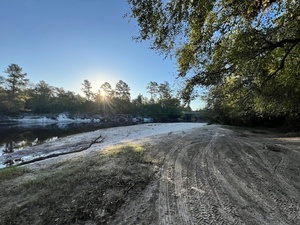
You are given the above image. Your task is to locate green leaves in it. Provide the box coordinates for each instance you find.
[127,0,300,125]
[115,80,131,102]
[81,79,94,101]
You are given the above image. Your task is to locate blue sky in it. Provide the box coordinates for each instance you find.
[0,0,204,109]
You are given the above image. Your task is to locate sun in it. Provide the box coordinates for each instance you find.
[85,70,119,92]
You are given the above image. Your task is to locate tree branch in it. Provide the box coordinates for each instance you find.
[263,37,300,51]
[263,42,299,83]
[6,135,105,167]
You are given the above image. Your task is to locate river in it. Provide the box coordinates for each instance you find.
[0,122,126,156]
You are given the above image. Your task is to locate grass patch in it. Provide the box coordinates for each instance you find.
[103,143,145,160]
[0,166,29,181]
[0,144,155,225]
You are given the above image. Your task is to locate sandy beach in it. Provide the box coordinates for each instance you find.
[1,123,206,168]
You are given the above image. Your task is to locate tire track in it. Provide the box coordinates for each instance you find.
[159,137,188,225]
[157,125,300,225]
[188,129,223,224]
[219,136,290,224]
[174,143,198,225]
[242,139,299,200]
[226,134,300,224]
[196,129,244,224]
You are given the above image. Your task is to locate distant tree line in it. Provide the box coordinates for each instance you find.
[0,64,188,122]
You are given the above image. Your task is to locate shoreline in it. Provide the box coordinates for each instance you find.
[1,122,206,169]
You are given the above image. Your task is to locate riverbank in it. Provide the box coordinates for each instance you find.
[1,123,205,168]
[0,113,135,125]
[1,124,300,224]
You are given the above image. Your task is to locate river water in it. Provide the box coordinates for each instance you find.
[0,122,125,156]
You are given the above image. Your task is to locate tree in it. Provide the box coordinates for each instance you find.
[158,81,172,100]
[0,76,8,112]
[0,76,5,86]
[114,80,131,101]
[100,82,114,99]
[132,94,148,116]
[127,1,300,86]
[27,80,54,113]
[81,79,94,101]
[146,81,158,101]
[95,82,114,115]
[3,64,29,112]
[132,94,145,107]
[4,64,28,97]
[35,80,54,99]
[127,0,300,125]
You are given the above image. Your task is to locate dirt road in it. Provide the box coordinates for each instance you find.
[110,125,300,225]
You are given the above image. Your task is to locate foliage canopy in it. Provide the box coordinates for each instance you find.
[127,0,300,126]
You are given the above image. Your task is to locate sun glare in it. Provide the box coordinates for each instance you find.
[86,70,119,92]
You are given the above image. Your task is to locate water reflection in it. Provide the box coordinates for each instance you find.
[1,137,58,155]
[0,122,122,155]
[2,141,28,154]
[3,143,13,154]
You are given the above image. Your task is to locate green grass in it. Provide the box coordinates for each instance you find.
[0,166,29,181]
[0,144,155,225]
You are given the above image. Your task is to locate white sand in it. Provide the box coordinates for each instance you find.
[2,123,206,169]
[92,122,206,149]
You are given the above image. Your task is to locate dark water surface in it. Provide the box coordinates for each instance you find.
[0,122,125,155]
